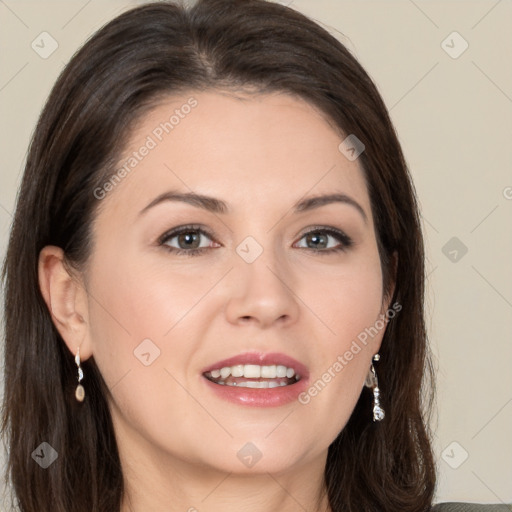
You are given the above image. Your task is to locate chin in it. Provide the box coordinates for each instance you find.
[183,433,321,476]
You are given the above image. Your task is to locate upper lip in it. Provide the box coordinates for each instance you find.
[201,352,310,379]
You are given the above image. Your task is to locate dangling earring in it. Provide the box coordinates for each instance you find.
[75,346,85,402]
[364,353,384,421]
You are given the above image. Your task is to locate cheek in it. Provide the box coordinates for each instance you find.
[297,249,384,424]
[87,243,201,335]
[84,245,221,385]
[306,252,384,352]
[84,250,200,427]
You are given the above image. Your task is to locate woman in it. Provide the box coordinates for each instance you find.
[1,0,436,510]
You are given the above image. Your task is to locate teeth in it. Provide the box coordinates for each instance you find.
[243,364,261,378]
[261,365,276,378]
[231,364,244,377]
[226,380,289,388]
[220,367,231,379]
[242,381,262,388]
[276,365,287,378]
[207,363,297,380]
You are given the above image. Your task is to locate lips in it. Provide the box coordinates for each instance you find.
[200,352,310,407]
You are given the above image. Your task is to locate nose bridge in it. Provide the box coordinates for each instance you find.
[225,232,299,327]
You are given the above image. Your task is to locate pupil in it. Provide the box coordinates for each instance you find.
[308,231,327,249]
[179,232,199,249]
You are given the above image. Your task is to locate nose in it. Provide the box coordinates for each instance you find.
[224,245,300,329]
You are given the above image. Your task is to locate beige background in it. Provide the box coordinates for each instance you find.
[1,0,511,507]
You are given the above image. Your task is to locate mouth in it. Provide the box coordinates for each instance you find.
[204,363,301,388]
[201,352,309,407]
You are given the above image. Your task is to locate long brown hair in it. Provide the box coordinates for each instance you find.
[1,1,436,510]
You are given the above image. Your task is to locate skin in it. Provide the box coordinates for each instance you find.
[38,90,395,512]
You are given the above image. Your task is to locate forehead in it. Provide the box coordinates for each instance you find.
[100,89,371,220]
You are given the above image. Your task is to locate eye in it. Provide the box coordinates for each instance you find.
[158,224,353,257]
[294,226,353,254]
[159,225,219,257]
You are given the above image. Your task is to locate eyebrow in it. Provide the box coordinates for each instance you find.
[138,190,368,223]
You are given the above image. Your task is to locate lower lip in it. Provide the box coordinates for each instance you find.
[202,376,309,407]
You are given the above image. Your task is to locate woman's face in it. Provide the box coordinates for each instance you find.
[80,90,392,476]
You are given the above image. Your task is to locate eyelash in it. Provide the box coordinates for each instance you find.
[158,224,354,257]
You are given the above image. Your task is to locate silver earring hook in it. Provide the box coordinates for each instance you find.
[75,346,85,402]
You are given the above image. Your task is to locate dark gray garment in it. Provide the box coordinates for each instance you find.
[431,504,512,512]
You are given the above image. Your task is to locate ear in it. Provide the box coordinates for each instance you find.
[38,245,93,361]
[380,250,398,315]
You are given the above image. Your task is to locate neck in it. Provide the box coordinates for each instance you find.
[118,435,331,512]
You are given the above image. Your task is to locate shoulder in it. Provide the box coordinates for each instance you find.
[431,503,512,512]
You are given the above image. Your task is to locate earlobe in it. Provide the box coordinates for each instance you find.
[38,245,93,360]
